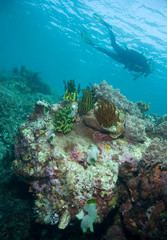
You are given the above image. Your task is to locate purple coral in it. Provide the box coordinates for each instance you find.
[70,146,84,162]
[93,131,113,142]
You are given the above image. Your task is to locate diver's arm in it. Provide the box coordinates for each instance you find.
[93,14,123,54]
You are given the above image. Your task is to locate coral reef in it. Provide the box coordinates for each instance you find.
[14,101,121,230]
[0,67,60,239]
[143,115,155,132]
[0,69,59,161]
[12,65,52,94]
[9,79,167,240]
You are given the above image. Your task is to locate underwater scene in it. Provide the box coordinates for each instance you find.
[0,0,167,240]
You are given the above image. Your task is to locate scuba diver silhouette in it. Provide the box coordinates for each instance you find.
[81,14,154,80]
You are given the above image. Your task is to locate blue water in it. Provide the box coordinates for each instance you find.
[0,0,167,115]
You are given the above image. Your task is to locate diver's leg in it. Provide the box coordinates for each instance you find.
[81,30,121,62]
[93,14,115,44]
[93,13,123,54]
[93,45,121,62]
[81,30,94,45]
[93,13,111,28]
[106,26,124,54]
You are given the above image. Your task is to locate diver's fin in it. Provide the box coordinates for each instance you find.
[81,30,92,45]
[93,13,112,29]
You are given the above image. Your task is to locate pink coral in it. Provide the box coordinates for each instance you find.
[70,146,84,162]
[119,151,138,167]
[93,131,113,142]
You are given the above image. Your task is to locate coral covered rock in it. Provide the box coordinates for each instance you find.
[118,156,167,240]
[11,78,167,239]
[14,101,120,229]
[141,138,167,169]
[155,121,167,136]
[124,115,146,142]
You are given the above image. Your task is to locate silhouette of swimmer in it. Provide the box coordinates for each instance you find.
[81,14,154,80]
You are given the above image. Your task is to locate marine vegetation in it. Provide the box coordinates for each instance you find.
[63,79,80,102]
[78,88,97,115]
[94,99,119,128]
[54,106,75,133]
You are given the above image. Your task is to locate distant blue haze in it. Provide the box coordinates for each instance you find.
[0,0,167,114]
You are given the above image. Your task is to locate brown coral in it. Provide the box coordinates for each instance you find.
[94,99,119,128]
